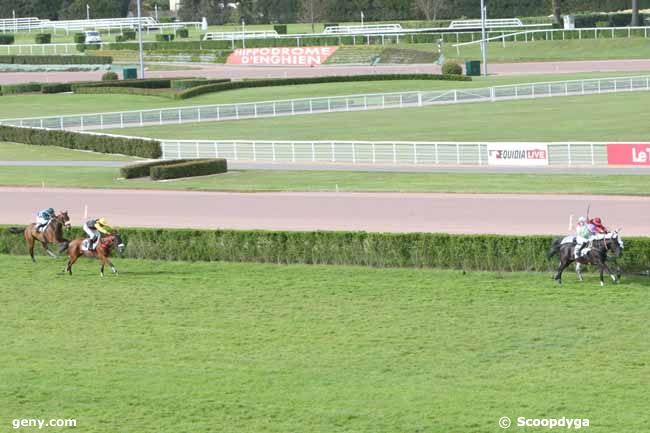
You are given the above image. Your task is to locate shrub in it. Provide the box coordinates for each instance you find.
[115,34,128,43]
[0,125,162,158]
[0,34,15,45]
[159,16,175,23]
[175,28,189,38]
[35,33,52,44]
[41,83,72,94]
[273,24,287,34]
[73,86,176,98]
[442,62,462,75]
[155,34,175,42]
[72,78,179,91]
[102,71,119,81]
[120,159,192,179]
[175,74,471,99]
[73,32,86,43]
[0,83,42,94]
[150,159,228,180]
[123,30,136,40]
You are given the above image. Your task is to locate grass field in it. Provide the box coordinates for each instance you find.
[0,142,136,161]
[1,72,647,119]
[1,165,650,195]
[1,255,648,433]
[112,91,650,142]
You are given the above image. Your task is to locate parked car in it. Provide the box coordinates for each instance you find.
[84,31,102,44]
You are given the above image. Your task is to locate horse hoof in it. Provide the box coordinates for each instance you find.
[600,281,604,287]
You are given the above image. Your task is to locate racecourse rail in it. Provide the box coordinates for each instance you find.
[1,75,648,132]
[159,140,617,166]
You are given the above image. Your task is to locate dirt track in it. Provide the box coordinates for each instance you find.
[1,59,650,84]
[2,187,648,235]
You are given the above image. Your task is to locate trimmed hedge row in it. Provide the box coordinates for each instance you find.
[170,78,230,90]
[120,159,192,179]
[175,73,471,99]
[0,34,15,45]
[0,125,161,158]
[41,83,72,94]
[71,78,192,91]
[1,227,647,272]
[0,83,42,95]
[0,55,112,65]
[150,159,228,180]
[73,86,176,98]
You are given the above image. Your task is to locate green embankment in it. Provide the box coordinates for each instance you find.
[1,255,648,433]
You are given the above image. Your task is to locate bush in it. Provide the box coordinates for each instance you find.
[150,159,228,180]
[442,62,463,75]
[155,34,175,42]
[170,78,230,90]
[35,33,52,44]
[73,86,176,98]
[159,16,175,23]
[72,78,181,91]
[1,226,648,273]
[176,74,471,99]
[120,159,192,179]
[123,30,136,40]
[0,83,42,94]
[0,34,15,45]
[175,28,189,38]
[0,125,162,158]
[102,71,119,81]
[273,24,287,34]
[41,83,72,94]
[73,32,86,44]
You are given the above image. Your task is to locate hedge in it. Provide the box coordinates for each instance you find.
[1,227,647,272]
[0,34,15,45]
[72,78,186,91]
[170,78,230,90]
[35,33,52,44]
[120,159,192,179]
[0,82,43,94]
[150,159,228,180]
[175,28,189,38]
[0,55,112,65]
[175,74,471,99]
[73,33,85,44]
[155,34,175,42]
[73,86,176,98]
[442,62,462,75]
[0,125,161,159]
[273,24,287,35]
[41,83,72,94]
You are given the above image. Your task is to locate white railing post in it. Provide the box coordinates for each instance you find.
[291,101,295,115]
[252,141,256,161]
[567,143,572,166]
[591,143,595,165]
[392,143,397,163]
[311,142,316,162]
[417,92,422,107]
[214,142,219,158]
[80,116,84,131]
[372,143,376,163]
[195,141,200,158]
[351,143,356,163]
[140,111,143,126]
[435,143,439,164]
[453,90,457,102]
[331,142,336,162]
[456,144,460,164]
[413,143,417,164]
[198,107,202,122]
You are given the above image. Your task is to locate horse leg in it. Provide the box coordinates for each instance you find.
[601,262,617,283]
[42,242,56,258]
[100,256,108,277]
[26,236,36,263]
[575,263,583,281]
[66,254,80,275]
[554,259,571,284]
[108,260,118,275]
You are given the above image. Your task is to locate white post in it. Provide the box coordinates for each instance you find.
[480,0,488,76]
[136,0,145,79]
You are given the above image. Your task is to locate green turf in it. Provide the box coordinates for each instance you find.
[0,255,648,433]
[0,142,137,161]
[0,72,646,119]
[1,167,649,195]
[114,91,650,142]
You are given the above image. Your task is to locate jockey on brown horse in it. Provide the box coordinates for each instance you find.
[9,208,71,262]
[65,218,125,276]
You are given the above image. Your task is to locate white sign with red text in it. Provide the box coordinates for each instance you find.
[226,46,338,66]
[487,143,549,166]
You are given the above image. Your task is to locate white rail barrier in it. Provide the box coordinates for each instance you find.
[159,140,612,166]
[2,75,648,132]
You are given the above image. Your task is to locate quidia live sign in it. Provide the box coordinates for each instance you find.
[487,143,549,166]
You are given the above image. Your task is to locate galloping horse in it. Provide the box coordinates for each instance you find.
[65,233,125,277]
[9,211,71,262]
[548,232,624,286]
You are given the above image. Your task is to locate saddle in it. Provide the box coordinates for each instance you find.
[37,220,52,233]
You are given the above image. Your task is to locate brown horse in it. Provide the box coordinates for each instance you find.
[64,233,125,277]
[9,211,71,262]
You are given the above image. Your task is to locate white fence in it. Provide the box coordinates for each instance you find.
[2,75,649,132]
[159,140,610,166]
[0,16,200,34]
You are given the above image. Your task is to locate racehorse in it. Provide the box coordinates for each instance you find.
[64,233,125,277]
[8,211,71,262]
[548,232,624,286]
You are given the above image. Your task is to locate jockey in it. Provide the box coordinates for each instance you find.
[83,217,113,251]
[575,216,596,259]
[589,217,608,234]
[36,207,55,232]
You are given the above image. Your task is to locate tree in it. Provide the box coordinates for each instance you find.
[298,0,326,32]
[551,0,561,25]
[631,0,639,26]
[413,0,444,21]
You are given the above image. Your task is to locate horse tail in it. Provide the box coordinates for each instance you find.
[548,237,563,258]
[7,227,26,234]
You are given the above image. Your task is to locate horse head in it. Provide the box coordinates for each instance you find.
[55,211,71,229]
[107,233,126,254]
[608,230,624,257]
